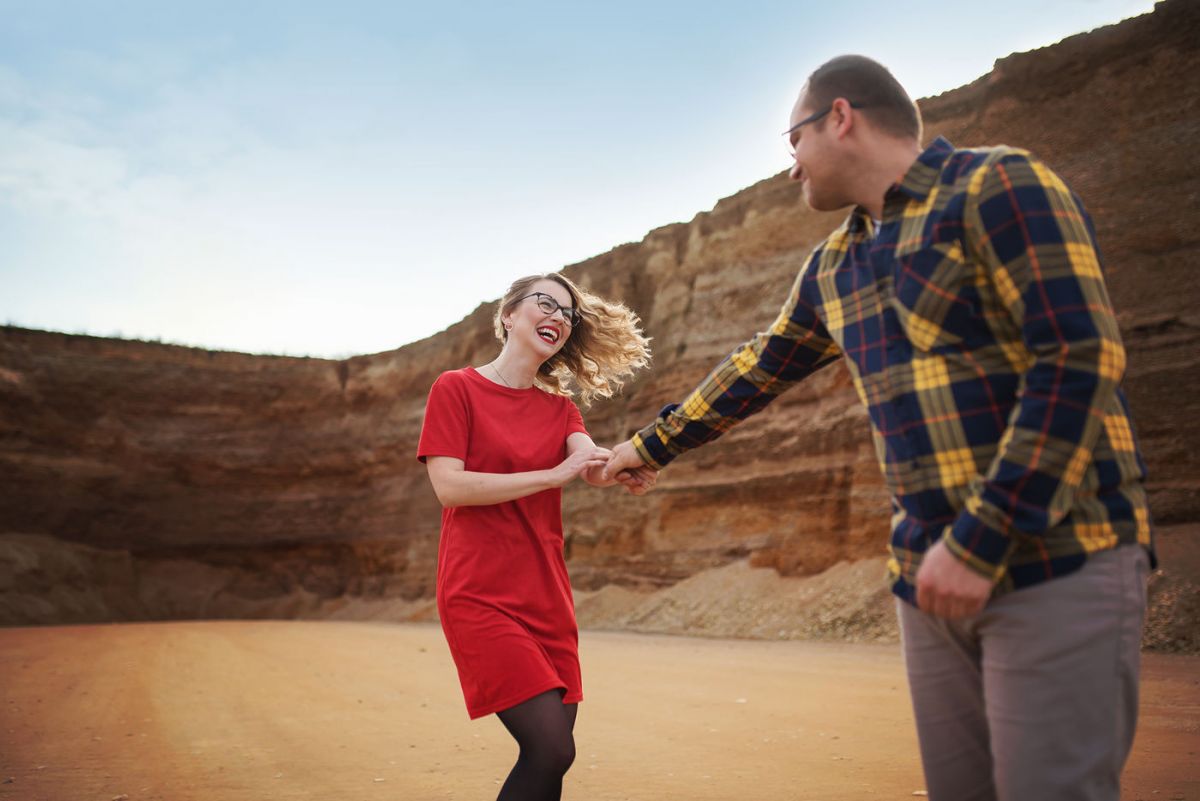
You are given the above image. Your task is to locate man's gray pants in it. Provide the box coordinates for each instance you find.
[897,545,1149,801]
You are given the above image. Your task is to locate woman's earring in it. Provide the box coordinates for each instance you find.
[504,322,512,330]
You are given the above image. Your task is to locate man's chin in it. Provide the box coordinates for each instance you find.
[801,184,823,210]
[803,186,852,213]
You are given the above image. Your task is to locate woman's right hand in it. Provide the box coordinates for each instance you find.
[547,447,612,488]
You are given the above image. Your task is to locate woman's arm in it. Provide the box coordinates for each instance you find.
[425,447,611,508]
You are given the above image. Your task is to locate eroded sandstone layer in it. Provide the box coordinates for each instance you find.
[2,1,1197,646]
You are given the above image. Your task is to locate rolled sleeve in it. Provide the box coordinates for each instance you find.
[632,255,841,469]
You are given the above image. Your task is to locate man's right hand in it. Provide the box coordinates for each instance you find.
[613,465,657,495]
[602,439,651,483]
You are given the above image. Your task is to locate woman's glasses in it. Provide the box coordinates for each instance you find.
[519,292,582,327]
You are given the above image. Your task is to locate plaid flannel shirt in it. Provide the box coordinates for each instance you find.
[633,137,1153,603]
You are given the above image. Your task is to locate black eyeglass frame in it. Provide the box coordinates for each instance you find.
[783,100,867,151]
[518,292,582,327]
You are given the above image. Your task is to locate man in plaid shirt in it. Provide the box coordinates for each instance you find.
[604,55,1153,800]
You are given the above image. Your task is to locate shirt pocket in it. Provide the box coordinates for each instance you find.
[890,239,973,352]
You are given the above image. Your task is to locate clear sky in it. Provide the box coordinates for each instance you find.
[0,0,1156,358]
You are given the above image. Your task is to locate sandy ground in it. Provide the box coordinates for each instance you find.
[0,622,1196,801]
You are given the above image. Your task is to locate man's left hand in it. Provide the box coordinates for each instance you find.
[915,539,994,619]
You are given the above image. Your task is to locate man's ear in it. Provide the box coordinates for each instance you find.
[830,97,857,139]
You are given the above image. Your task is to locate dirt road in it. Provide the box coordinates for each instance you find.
[0,621,1195,800]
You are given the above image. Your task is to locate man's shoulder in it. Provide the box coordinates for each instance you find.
[949,142,1034,160]
[940,144,1040,184]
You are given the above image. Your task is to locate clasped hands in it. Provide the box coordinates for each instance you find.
[558,439,658,496]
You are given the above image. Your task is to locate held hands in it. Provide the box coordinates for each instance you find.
[915,539,994,619]
[601,439,659,496]
[600,440,646,482]
[550,440,659,495]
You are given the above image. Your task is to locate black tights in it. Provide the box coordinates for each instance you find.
[495,689,578,801]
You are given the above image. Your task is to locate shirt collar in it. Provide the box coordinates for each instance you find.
[895,136,955,202]
[847,136,955,235]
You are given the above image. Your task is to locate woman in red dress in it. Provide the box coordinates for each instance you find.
[417,273,652,801]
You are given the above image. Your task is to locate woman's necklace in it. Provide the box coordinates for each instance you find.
[490,361,515,388]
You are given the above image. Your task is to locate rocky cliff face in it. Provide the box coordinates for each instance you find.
[2,0,1197,646]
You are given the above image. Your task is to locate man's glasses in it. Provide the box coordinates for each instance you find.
[783,101,866,154]
[519,292,582,327]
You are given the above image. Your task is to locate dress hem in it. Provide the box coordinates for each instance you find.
[466,680,583,720]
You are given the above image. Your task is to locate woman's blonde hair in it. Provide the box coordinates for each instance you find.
[494,273,650,406]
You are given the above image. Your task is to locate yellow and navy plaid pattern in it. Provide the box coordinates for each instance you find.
[634,137,1153,601]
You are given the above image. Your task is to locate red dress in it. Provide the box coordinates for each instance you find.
[417,366,588,719]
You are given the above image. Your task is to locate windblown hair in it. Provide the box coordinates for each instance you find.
[805,55,922,142]
[493,273,651,406]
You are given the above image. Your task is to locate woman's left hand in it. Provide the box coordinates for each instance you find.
[580,453,615,487]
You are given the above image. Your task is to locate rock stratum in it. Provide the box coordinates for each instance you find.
[2,1,1198,650]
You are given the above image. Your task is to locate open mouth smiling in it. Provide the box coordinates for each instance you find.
[536,326,561,345]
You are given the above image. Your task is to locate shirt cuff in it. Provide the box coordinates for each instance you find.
[631,430,671,471]
[943,509,1019,584]
[632,403,687,470]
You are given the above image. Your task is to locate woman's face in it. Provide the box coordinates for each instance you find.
[502,279,577,359]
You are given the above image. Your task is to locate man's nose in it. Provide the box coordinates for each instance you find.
[789,162,802,181]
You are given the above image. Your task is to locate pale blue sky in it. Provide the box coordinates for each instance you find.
[1,0,1156,357]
